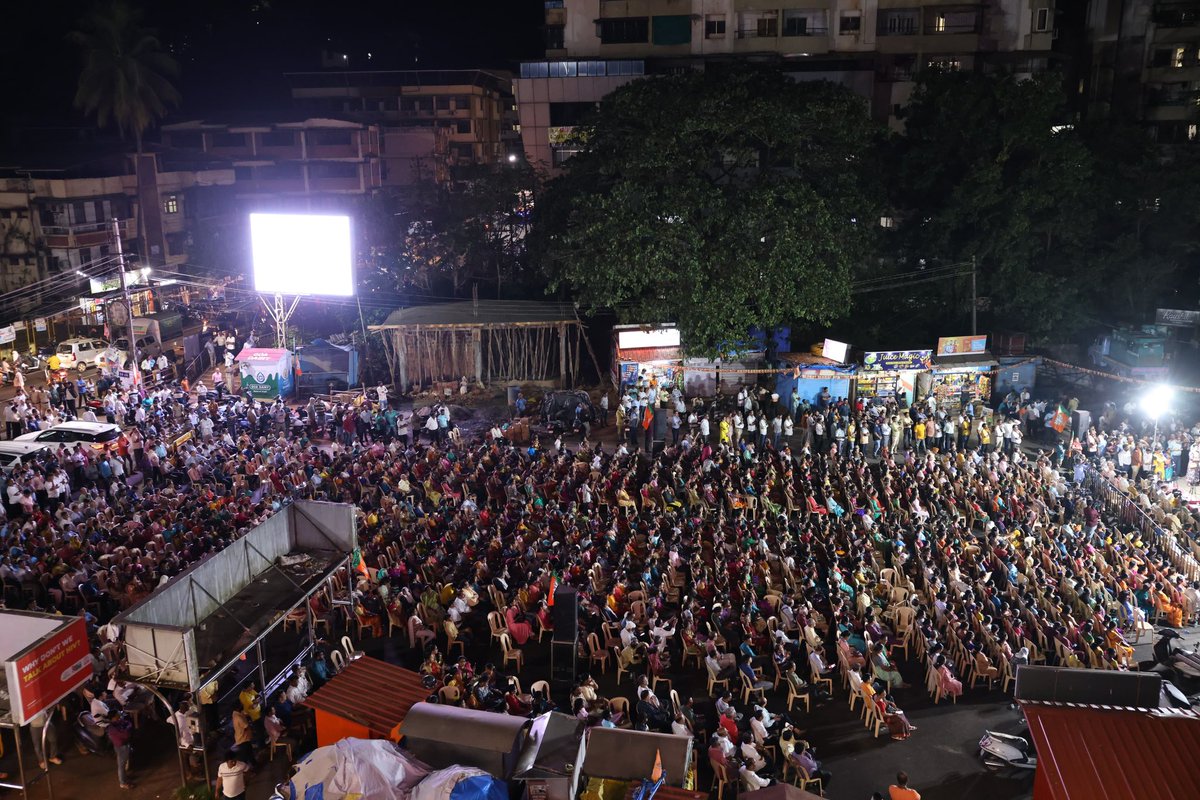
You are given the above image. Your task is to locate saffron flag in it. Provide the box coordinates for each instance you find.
[642,406,653,430]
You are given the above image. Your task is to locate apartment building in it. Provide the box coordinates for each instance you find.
[284,70,519,170]
[519,0,1057,168]
[0,154,235,316]
[1080,0,1200,143]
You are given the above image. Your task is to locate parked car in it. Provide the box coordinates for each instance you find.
[15,421,122,453]
[0,441,54,473]
[113,334,161,361]
[539,390,598,433]
[55,338,110,372]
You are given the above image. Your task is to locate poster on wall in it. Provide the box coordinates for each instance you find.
[5,617,92,725]
[936,335,988,356]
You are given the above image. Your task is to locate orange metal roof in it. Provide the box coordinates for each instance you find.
[1022,703,1200,800]
[301,656,427,739]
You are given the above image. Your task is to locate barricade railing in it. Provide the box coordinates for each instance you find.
[1083,466,1200,582]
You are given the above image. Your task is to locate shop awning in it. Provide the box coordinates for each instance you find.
[617,347,682,363]
[301,656,427,739]
[1022,702,1200,800]
[932,352,999,370]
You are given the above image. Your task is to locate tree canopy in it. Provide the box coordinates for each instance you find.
[538,67,884,356]
[69,0,180,151]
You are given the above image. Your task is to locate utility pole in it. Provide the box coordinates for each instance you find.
[971,255,977,336]
[112,217,141,394]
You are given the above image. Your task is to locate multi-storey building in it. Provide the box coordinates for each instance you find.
[1079,0,1200,142]
[519,0,1058,169]
[284,70,520,170]
[0,153,235,318]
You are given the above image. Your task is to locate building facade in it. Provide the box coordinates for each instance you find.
[1080,0,1200,142]
[519,0,1058,169]
[284,70,520,170]
[0,156,235,319]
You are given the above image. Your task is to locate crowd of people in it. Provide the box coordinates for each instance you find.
[1,366,1199,796]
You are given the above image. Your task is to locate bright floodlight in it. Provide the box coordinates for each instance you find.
[250,212,354,296]
[1142,384,1174,419]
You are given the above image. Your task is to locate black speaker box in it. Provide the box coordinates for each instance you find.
[551,586,579,643]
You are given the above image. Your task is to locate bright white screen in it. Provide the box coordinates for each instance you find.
[823,338,849,363]
[617,328,681,350]
[250,213,354,296]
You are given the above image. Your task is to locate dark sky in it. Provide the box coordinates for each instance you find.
[3,0,544,130]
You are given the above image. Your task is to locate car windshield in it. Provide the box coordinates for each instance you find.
[88,429,120,443]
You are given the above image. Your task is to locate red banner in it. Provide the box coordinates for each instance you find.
[6,617,92,724]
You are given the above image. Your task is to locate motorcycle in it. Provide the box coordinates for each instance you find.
[1150,628,1200,700]
[979,730,1037,770]
[74,710,112,755]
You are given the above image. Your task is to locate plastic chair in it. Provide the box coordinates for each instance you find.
[500,633,524,672]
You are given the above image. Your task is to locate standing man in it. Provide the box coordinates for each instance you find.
[215,753,251,800]
[29,707,62,770]
[106,710,134,789]
[376,382,389,411]
[599,392,609,427]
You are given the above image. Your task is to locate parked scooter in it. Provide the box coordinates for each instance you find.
[74,711,111,755]
[1153,629,1200,681]
[979,730,1037,770]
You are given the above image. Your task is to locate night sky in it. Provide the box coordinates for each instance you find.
[2,0,545,131]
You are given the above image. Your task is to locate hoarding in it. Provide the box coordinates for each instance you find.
[936,335,988,356]
[822,338,850,363]
[4,617,91,725]
[1156,308,1200,327]
[249,213,354,296]
[617,328,681,350]
[237,347,295,399]
[861,349,933,372]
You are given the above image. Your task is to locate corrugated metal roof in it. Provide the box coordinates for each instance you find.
[1022,703,1200,800]
[301,656,426,738]
[372,300,578,329]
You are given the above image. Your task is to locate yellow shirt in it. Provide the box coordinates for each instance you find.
[239,688,261,722]
[914,422,926,440]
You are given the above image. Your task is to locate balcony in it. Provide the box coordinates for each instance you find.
[40,218,135,250]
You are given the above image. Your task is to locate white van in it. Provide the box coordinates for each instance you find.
[0,441,53,473]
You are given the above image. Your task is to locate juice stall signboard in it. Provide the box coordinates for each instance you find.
[4,617,92,725]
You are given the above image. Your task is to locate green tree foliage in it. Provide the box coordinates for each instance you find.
[69,0,181,151]
[889,71,1097,338]
[537,67,884,356]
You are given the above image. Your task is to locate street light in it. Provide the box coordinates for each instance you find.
[1141,383,1174,448]
[507,153,518,163]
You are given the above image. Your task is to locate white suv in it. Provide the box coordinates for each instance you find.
[16,422,122,453]
[55,338,110,372]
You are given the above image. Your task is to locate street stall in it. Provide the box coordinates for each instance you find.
[857,349,932,405]
[572,726,695,800]
[0,612,91,800]
[612,326,684,393]
[114,500,356,786]
[302,656,427,748]
[236,346,296,400]
[930,335,998,413]
[775,352,857,408]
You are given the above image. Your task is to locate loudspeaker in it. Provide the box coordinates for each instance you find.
[551,640,577,686]
[551,586,579,643]
[1014,664,1161,708]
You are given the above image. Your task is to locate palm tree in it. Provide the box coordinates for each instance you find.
[69,1,181,152]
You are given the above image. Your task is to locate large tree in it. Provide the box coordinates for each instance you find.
[537,67,884,355]
[888,71,1098,339]
[69,0,181,151]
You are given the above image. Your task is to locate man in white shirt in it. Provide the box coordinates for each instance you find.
[216,755,250,800]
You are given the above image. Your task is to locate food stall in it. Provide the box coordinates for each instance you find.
[236,346,295,400]
[858,349,932,405]
[775,352,857,408]
[930,335,998,413]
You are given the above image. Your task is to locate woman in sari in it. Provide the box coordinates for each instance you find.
[875,693,917,740]
[934,654,962,699]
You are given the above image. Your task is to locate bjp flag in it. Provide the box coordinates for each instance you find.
[642,406,653,430]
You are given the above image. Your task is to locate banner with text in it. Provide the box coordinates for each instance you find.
[861,349,933,372]
[936,335,988,356]
[5,617,91,725]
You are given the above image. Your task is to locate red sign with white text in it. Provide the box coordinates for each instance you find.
[6,617,92,725]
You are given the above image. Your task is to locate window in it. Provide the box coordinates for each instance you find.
[652,15,692,45]
[783,9,826,36]
[839,14,862,34]
[310,129,353,146]
[212,132,247,148]
[260,130,296,147]
[552,148,581,167]
[545,25,564,49]
[879,9,919,35]
[880,216,896,229]
[598,17,649,44]
[309,162,358,180]
[927,59,962,71]
[1034,7,1050,32]
[455,120,472,134]
[169,132,203,149]
[549,60,578,77]
[434,96,452,111]
[929,9,977,34]
[162,195,179,215]
[1190,124,1198,141]
[1175,46,1187,68]
[706,15,726,38]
